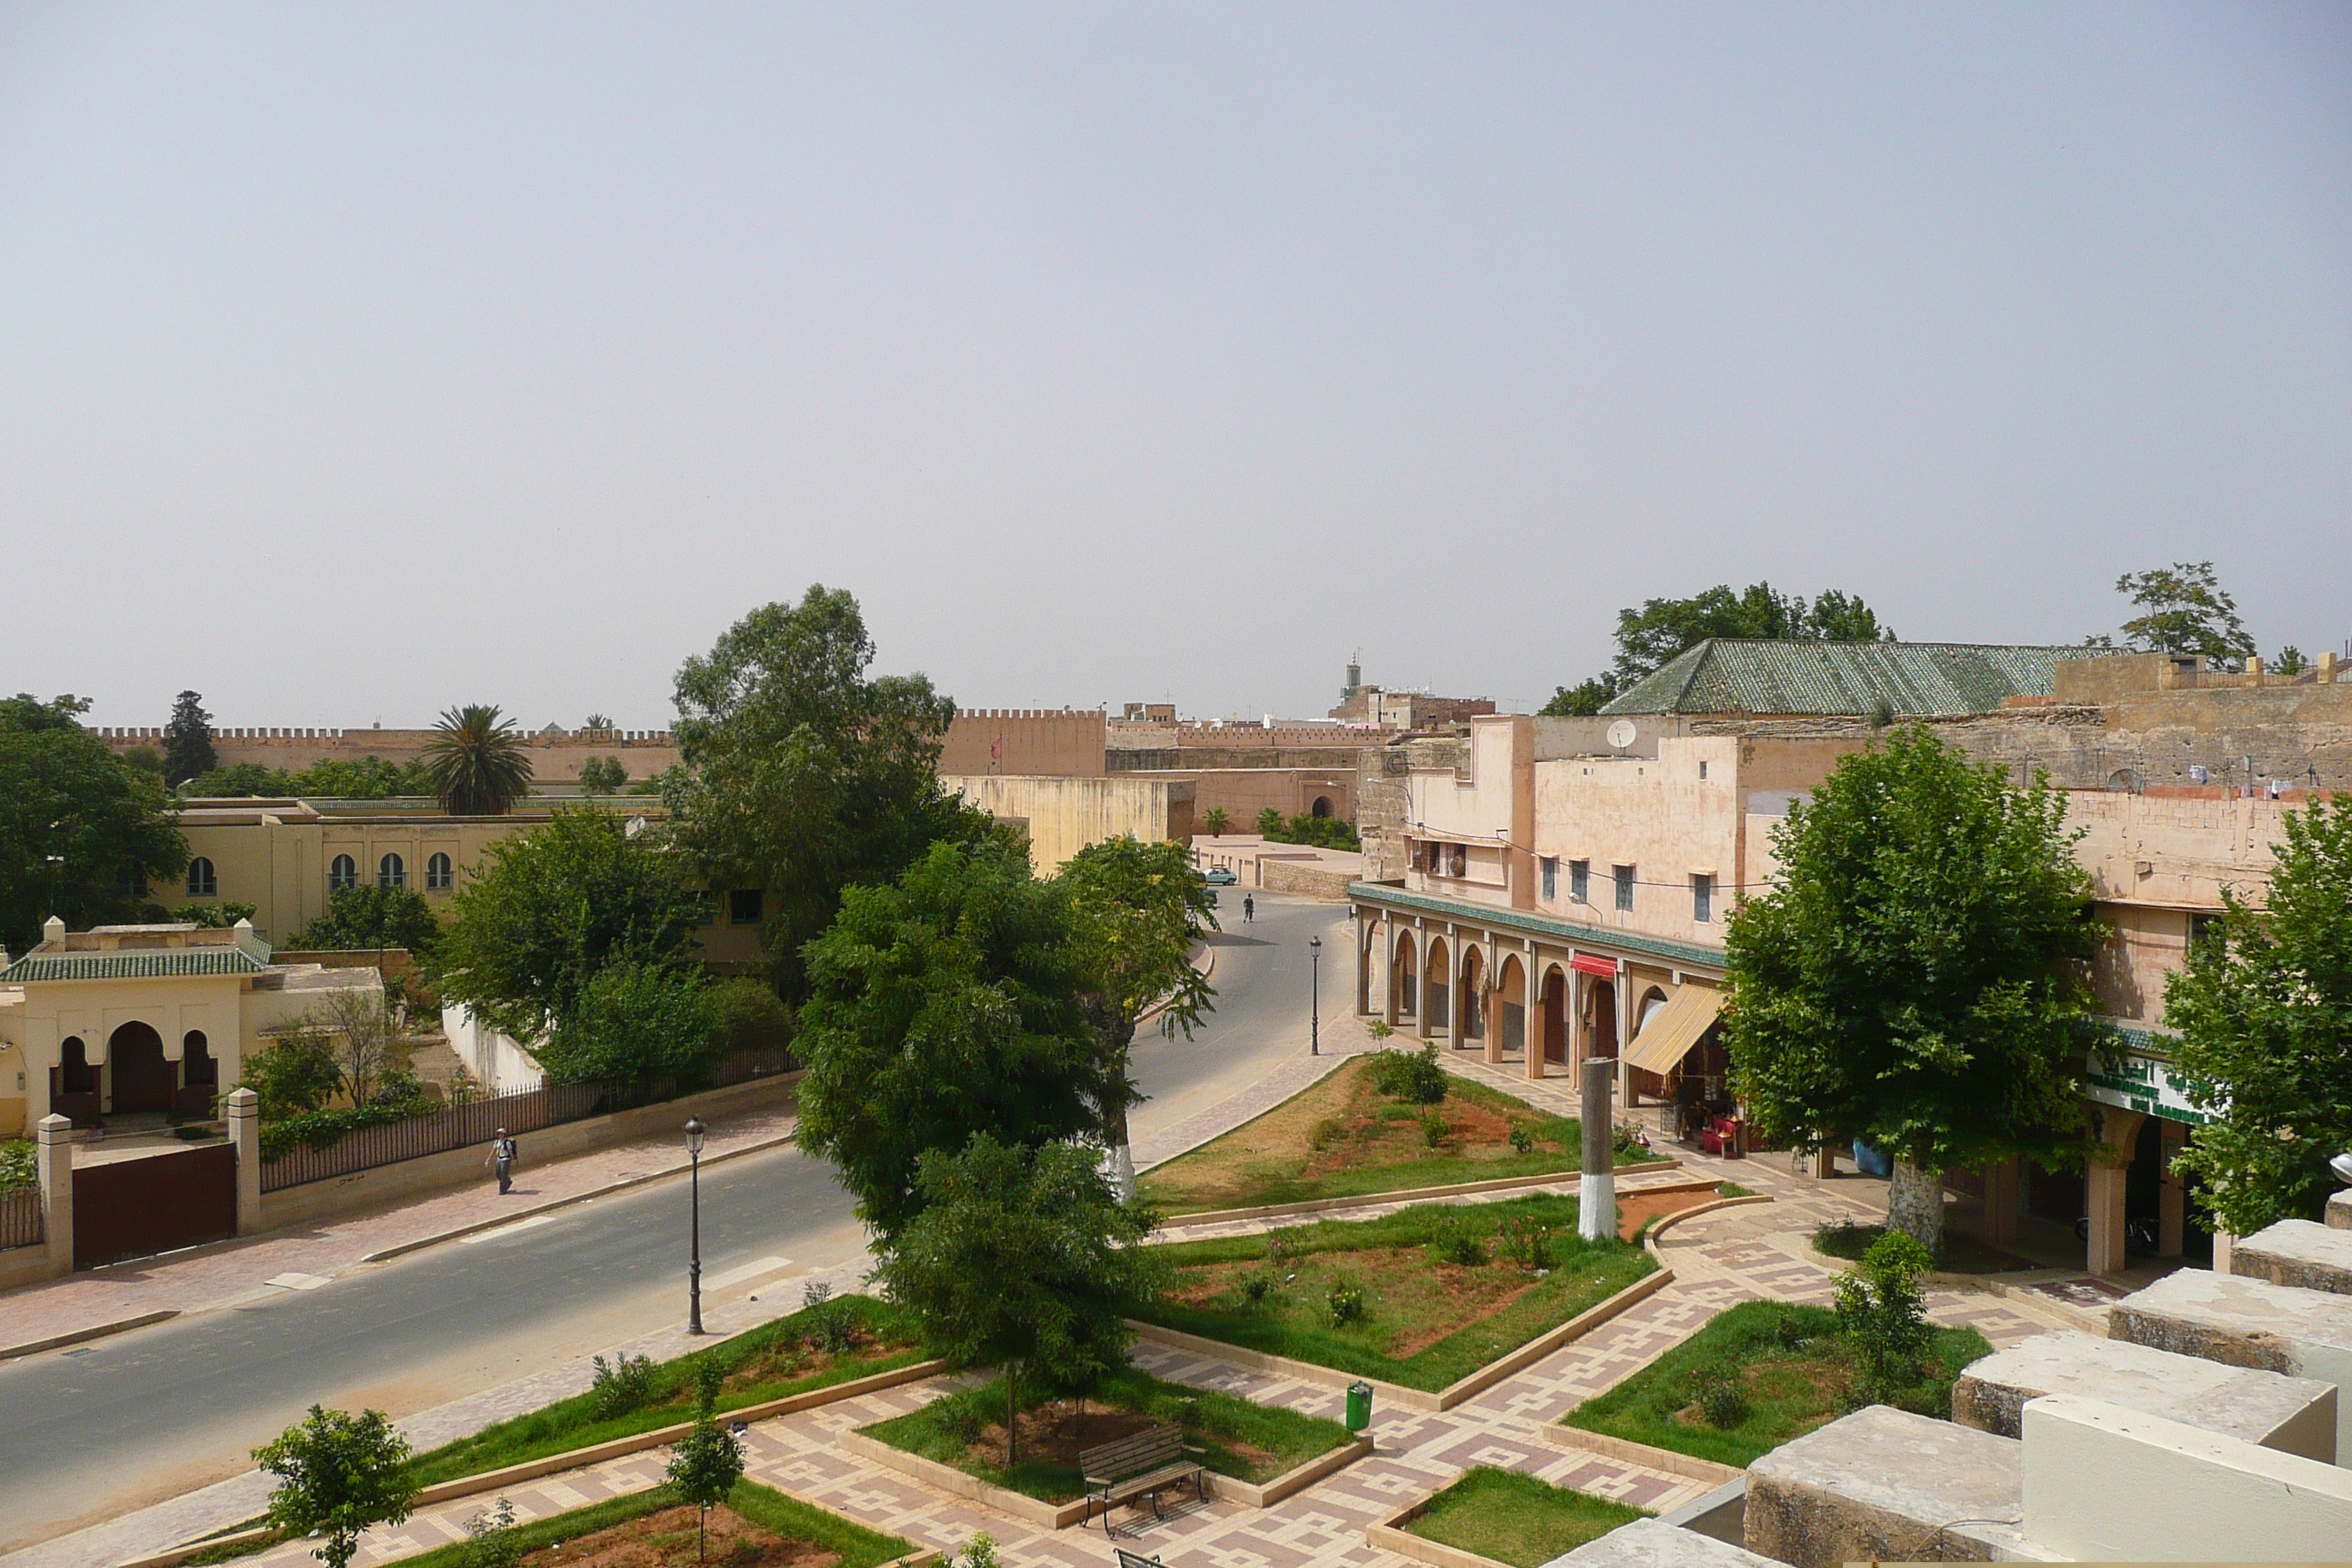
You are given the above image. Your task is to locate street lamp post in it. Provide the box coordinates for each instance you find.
[1309,935,1322,1056]
[685,1117,706,1335]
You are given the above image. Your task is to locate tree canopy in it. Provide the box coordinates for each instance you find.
[423,704,535,815]
[286,885,441,955]
[1058,836,1218,1198]
[427,807,703,1042]
[2168,795,2352,1235]
[183,755,437,799]
[1545,582,1896,714]
[2110,561,2253,663]
[1723,728,2099,1250]
[538,960,721,1088]
[666,587,977,999]
[162,690,217,786]
[0,694,186,949]
[252,1406,416,1568]
[870,1134,1164,1462]
[793,837,1107,1235]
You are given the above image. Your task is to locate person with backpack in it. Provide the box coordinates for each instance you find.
[489,1128,519,1194]
[1243,894,1255,923]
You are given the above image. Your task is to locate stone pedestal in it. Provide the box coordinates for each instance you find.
[1954,1330,2336,1460]
[227,1086,263,1237]
[1554,1518,1778,1568]
[2234,1218,2352,1297]
[35,1113,73,1274]
[1745,1405,2037,1567]
[2108,1269,2352,1462]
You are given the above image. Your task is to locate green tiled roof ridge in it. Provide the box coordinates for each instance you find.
[0,947,270,983]
[1346,882,1725,970]
[1602,638,2126,718]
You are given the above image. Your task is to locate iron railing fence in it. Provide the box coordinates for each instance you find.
[257,1047,799,1192]
[0,1186,44,1252]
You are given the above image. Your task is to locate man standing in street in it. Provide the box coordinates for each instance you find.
[1243,894,1255,924]
[490,1127,518,1194]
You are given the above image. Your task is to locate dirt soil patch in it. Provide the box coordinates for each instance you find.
[521,1504,840,1568]
[1613,1184,1724,1242]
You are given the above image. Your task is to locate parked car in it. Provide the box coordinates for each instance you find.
[1201,866,1239,886]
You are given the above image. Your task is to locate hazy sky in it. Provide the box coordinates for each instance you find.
[4,4,2347,729]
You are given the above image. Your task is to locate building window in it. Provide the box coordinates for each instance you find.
[1614,864,1635,913]
[1698,760,1709,780]
[730,889,764,924]
[186,857,218,897]
[183,1031,217,1088]
[379,852,405,890]
[329,853,358,892]
[1448,844,1467,878]
[693,891,720,924]
[2188,911,2218,950]
[1569,859,1589,902]
[1540,856,1557,900]
[426,852,453,892]
[1692,873,1714,924]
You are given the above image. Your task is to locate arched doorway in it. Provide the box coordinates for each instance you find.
[1425,937,1451,1033]
[1496,954,1527,1055]
[1392,932,1419,1018]
[1541,966,1567,1063]
[108,1021,172,1115]
[1459,947,1487,1043]
[1310,796,1332,818]
[1589,978,1618,1060]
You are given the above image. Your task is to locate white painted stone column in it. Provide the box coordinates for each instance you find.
[1579,1057,1616,1243]
[36,1113,73,1275]
[227,1086,263,1237]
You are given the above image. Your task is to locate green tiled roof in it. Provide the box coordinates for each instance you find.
[1602,639,2124,718]
[1346,882,1726,970]
[1,947,270,983]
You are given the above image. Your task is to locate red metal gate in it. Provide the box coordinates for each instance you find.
[74,1144,237,1268]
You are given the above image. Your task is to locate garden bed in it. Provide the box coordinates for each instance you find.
[1134,1194,1655,1394]
[1139,1055,1604,1215]
[1390,1467,1651,1568]
[1560,1299,1994,1468]
[854,1366,1353,1508]
[358,1482,912,1568]
[410,1294,929,1486]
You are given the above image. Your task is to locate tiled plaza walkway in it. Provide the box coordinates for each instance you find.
[238,1047,2076,1568]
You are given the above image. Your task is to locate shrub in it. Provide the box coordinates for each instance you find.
[238,1035,346,1120]
[1835,1232,1934,1403]
[462,1497,524,1568]
[708,976,797,1058]
[588,1353,659,1420]
[1431,1215,1487,1267]
[1371,1045,1448,1104]
[1327,1278,1367,1326]
[1241,1272,1275,1308]
[1495,1214,1553,1271]
[1508,1125,1535,1154]
[0,1139,35,1195]
[935,1395,984,1446]
[1310,1115,1346,1150]
[1610,1121,1652,1161]
[1688,1364,1751,1429]
[538,961,720,1090]
[257,1093,440,1161]
[1419,1109,1450,1149]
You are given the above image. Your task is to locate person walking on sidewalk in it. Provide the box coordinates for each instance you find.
[489,1128,518,1194]
[1243,894,1254,924]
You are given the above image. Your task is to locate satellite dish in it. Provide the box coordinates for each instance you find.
[1607,720,1637,752]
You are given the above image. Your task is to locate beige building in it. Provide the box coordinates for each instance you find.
[944,774,1195,872]
[0,920,380,1137]
[99,722,681,785]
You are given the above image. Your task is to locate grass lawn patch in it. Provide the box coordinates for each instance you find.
[386,1480,913,1568]
[1812,1219,2035,1275]
[858,1366,1350,1504]
[1562,1300,1994,1468]
[1134,1194,1654,1392]
[1406,1467,1650,1567]
[410,1294,928,1487]
[1140,1055,1626,1215]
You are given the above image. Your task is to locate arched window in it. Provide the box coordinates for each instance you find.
[329,854,358,892]
[59,1036,98,1095]
[379,852,406,890]
[1310,796,1332,819]
[426,852,453,892]
[183,1031,216,1087]
[185,856,218,897]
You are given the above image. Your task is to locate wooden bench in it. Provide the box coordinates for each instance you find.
[1080,1424,1205,1531]
[1114,1551,1164,1568]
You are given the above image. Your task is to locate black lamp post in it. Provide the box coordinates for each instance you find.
[685,1117,706,1335]
[1309,934,1322,1055]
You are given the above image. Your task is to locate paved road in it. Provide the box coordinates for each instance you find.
[0,892,1348,1550]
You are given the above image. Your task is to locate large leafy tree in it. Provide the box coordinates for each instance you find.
[2111,561,2253,663]
[286,885,441,954]
[539,960,720,1088]
[252,1406,416,1568]
[423,704,535,815]
[667,587,973,999]
[871,1134,1166,1463]
[1058,837,1218,1200]
[1547,582,1896,712]
[427,807,702,1042]
[1724,728,2100,1251]
[0,695,186,949]
[162,690,217,785]
[2168,796,2352,1235]
[794,838,1108,1235]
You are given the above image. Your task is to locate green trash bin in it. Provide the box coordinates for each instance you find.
[1346,1379,1373,1433]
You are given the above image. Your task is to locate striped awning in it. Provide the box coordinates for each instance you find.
[1621,984,1722,1075]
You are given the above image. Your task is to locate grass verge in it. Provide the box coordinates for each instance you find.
[376,1480,911,1568]
[410,1294,926,1487]
[1561,1300,1994,1468]
[1406,1466,1650,1567]
[859,1365,1351,1504]
[1135,1194,1654,1392]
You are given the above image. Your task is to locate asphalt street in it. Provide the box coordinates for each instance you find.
[0,890,1347,1549]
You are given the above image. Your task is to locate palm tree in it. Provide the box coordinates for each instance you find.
[1202,807,1229,837]
[423,704,535,815]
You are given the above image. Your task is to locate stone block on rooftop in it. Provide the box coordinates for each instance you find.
[2108,1267,2352,1462]
[1543,1518,1779,1568]
[2329,1189,2352,1230]
[2235,1217,2352,1296]
[1744,1405,2043,1567]
[1953,1330,2335,1460]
